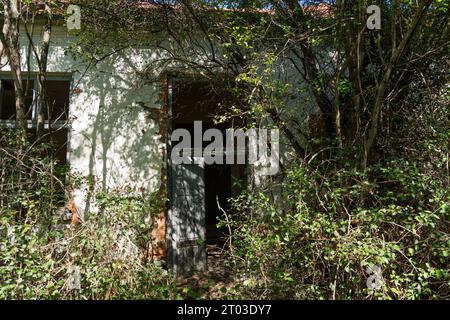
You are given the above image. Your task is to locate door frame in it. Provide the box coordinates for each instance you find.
[164,72,209,273]
[162,70,243,272]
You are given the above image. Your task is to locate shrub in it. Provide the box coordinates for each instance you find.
[220,136,449,299]
[0,129,179,300]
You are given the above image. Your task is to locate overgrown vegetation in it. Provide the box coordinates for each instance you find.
[0,0,449,300]
[222,125,449,299]
[0,130,179,299]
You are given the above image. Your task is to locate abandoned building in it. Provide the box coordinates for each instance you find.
[0,3,317,274]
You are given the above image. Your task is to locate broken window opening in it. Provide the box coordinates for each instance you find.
[0,75,71,129]
[0,74,72,210]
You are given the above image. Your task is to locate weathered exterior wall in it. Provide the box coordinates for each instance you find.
[66,51,165,214]
[1,25,168,257]
[0,23,320,263]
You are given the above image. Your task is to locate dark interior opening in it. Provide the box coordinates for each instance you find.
[171,79,246,246]
[0,78,70,208]
[0,80,34,120]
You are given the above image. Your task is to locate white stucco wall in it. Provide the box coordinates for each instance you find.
[1,25,166,215]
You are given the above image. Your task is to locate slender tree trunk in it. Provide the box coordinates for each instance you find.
[36,7,52,138]
[1,0,27,139]
[361,0,432,169]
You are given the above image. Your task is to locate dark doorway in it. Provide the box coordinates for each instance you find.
[205,162,231,245]
[169,78,245,252]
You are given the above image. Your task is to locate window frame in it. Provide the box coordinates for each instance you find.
[0,72,73,129]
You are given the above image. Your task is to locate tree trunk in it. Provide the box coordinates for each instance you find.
[361,0,432,169]
[36,8,52,138]
[1,0,27,138]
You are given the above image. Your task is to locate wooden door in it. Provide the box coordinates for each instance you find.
[167,157,206,274]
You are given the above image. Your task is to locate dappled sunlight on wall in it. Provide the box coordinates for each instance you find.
[68,49,165,214]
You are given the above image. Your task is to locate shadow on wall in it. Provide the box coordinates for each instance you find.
[68,48,165,216]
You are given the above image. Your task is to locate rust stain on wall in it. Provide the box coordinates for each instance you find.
[148,72,169,260]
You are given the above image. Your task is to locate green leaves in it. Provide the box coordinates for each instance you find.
[222,146,450,299]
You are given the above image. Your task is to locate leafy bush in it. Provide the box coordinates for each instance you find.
[0,211,180,299]
[220,132,449,299]
[0,129,179,300]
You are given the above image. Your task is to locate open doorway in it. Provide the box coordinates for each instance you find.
[167,77,246,273]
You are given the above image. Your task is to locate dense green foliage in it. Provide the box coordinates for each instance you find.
[0,0,449,300]
[223,151,449,299]
[0,131,179,299]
